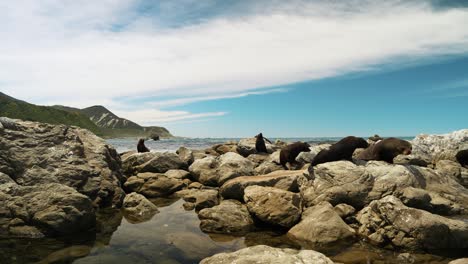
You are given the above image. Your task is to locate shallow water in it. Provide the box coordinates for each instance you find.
[2,197,465,264]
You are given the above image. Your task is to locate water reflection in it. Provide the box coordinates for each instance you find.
[1,197,463,264]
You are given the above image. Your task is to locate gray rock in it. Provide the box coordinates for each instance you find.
[357,195,468,250]
[436,160,468,187]
[200,245,334,264]
[296,144,330,164]
[244,186,302,228]
[393,154,429,167]
[123,172,186,198]
[0,119,124,208]
[411,129,468,164]
[198,200,254,234]
[220,170,307,201]
[135,152,187,174]
[122,192,158,223]
[287,201,355,247]
[396,187,461,215]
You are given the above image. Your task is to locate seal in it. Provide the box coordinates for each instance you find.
[311,136,369,166]
[456,149,468,168]
[137,138,150,153]
[279,142,311,169]
[255,133,271,153]
[357,137,412,163]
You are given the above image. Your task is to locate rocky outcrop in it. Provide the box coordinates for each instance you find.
[357,196,468,250]
[180,189,219,211]
[1,182,95,238]
[244,186,302,228]
[396,187,461,215]
[0,118,124,208]
[200,245,334,264]
[122,192,158,223]
[189,152,255,186]
[198,200,254,234]
[220,170,307,201]
[237,138,276,157]
[287,202,355,247]
[121,152,187,175]
[254,161,284,175]
[123,172,186,198]
[411,129,468,164]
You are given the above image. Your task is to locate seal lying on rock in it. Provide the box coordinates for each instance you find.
[456,149,468,168]
[357,137,412,163]
[311,136,368,166]
[137,138,150,153]
[280,142,311,169]
[255,133,271,153]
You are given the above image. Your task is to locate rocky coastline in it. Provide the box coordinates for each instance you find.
[1,117,467,263]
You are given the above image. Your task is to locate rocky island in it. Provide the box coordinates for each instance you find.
[1,117,467,263]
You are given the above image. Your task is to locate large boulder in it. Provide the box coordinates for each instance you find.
[287,201,355,247]
[396,187,461,215]
[123,172,186,198]
[122,192,158,223]
[122,152,187,175]
[302,161,468,212]
[176,146,194,165]
[181,189,219,211]
[0,118,124,208]
[244,186,302,228]
[220,170,307,201]
[357,196,468,250]
[189,153,255,186]
[198,200,254,234]
[200,245,334,264]
[0,182,95,238]
[411,129,468,164]
[237,138,276,157]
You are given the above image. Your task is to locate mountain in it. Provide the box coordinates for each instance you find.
[0,92,173,138]
[0,92,102,135]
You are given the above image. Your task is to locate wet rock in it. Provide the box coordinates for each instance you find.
[287,202,355,247]
[220,170,307,201]
[244,186,302,228]
[411,129,468,164]
[124,172,185,198]
[200,245,334,264]
[165,232,220,260]
[122,192,158,223]
[356,196,468,250]
[0,118,124,208]
[189,153,255,186]
[198,200,254,234]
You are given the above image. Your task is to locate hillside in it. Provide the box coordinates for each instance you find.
[0,92,103,135]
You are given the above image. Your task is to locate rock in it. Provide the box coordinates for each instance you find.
[198,200,254,234]
[164,169,191,180]
[449,259,468,264]
[396,187,461,215]
[134,152,187,174]
[356,195,468,250]
[212,142,238,155]
[244,186,302,228]
[200,245,334,264]
[411,129,468,164]
[165,232,220,260]
[122,192,158,223]
[0,183,95,238]
[176,146,194,165]
[220,170,307,201]
[295,144,331,164]
[189,153,255,186]
[334,203,356,218]
[182,189,219,211]
[123,172,185,198]
[254,161,284,175]
[237,138,276,157]
[435,160,468,187]
[0,119,124,208]
[393,154,429,167]
[188,182,203,189]
[248,153,270,165]
[268,150,281,164]
[287,202,355,247]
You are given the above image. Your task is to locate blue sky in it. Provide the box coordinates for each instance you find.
[0,0,467,137]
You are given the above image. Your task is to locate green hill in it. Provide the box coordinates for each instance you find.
[0,92,103,135]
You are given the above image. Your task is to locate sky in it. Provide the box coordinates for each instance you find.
[0,0,467,137]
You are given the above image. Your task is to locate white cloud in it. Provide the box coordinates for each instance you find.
[1,0,468,124]
[113,109,227,125]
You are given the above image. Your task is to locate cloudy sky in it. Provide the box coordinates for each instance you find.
[1,0,468,137]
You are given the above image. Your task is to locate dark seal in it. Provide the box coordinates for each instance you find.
[137,138,150,153]
[357,137,412,163]
[255,133,271,153]
[311,136,369,166]
[280,142,311,169]
[456,149,468,168]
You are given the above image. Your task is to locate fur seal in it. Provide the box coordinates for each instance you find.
[137,138,150,153]
[456,149,468,168]
[255,133,271,153]
[280,142,311,169]
[311,136,369,166]
[357,137,412,163]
